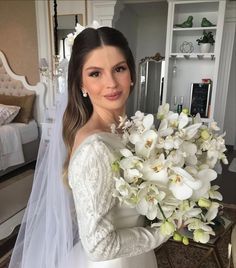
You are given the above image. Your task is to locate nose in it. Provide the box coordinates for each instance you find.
[105,72,118,88]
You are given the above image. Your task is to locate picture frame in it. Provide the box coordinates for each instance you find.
[189,83,211,118]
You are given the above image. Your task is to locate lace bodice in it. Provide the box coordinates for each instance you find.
[68,133,168,262]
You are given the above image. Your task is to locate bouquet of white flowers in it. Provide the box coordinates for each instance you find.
[112,103,228,244]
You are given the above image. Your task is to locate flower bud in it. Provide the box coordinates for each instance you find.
[173,232,182,242]
[198,198,211,208]
[200,129,210,140]
[182,108,189,115]
[160,221,175,236]
[193,229,209,244]
[111,161,120,172]
[182,236,189,245]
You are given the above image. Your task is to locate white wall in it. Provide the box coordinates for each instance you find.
[136,2,168,60]
[224,28,236,146]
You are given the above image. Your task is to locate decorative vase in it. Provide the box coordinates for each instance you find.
[200,43,211,53]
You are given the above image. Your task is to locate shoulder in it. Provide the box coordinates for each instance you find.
[70,131,117,165]
[68,133,116,188]
[72,128,96,154]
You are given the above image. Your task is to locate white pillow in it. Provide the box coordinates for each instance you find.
[0,104,21,126]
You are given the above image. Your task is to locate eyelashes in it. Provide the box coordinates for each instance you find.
[88,65,127,78]
[88,71,100,78]
[115,65,127,72]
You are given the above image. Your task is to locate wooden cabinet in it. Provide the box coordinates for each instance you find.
[163,0,226,122]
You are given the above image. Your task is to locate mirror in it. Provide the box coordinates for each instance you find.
[57,14,83,60]
[137,53,165,114]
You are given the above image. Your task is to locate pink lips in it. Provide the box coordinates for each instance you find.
[104,91,122,101]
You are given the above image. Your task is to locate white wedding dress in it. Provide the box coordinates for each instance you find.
[68,132,168,268]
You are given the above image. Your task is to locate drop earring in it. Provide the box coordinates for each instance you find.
[131,82,134,86]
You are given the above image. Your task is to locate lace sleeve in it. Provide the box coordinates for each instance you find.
[68,139,168,262]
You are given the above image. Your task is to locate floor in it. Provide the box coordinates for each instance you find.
[0,162,35,267]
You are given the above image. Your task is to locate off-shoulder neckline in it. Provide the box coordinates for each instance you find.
[70,131,118,162]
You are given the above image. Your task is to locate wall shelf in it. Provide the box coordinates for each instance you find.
[163,0,226,121]
[173,26,217,31]
[170,53,215,59]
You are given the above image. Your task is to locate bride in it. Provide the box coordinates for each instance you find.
[9,26,169,268]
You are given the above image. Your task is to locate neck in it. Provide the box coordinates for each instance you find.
[90,108,125,132]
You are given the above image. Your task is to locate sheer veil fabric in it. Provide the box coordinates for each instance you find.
[9,60,86,268]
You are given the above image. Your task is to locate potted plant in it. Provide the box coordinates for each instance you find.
[196,30,215,53]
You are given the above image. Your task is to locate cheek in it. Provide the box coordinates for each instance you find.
[83,78,98,93]
[119,72,131,86]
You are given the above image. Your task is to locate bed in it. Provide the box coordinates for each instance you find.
[0,50,46,177]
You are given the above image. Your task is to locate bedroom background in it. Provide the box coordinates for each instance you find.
[0,0,235,267]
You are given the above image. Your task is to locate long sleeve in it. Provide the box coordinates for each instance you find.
[68,137,168,262]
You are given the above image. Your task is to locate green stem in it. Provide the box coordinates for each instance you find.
[158,203,167,221]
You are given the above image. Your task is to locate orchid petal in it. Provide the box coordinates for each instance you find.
[178,113,189,129]
[147,206,158,220]
[136,198,148,215]
[169,182,193,200]
[143,114,154,130]
[129,132,141,144]
[181,141,197,155]
[197,169,217,181]
[193,229,210,244]
[120,148,133,157]
[205,202,219,222]
[183,123,202,140]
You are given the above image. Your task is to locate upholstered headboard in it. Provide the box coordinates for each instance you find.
[0,50,46,125]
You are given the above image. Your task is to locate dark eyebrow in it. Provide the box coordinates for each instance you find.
[84,60,127,71]
[113,60,127,68]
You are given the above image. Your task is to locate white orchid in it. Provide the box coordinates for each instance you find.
[142,154,169,185]
[119,148,143,170]
[203,201,220,222]
[130,129,158,159]
[208,185,223,201]
[158,119,174,137]
[113,177,138,207]
[123,168,143,184]
[112,103,228,245]
[193,228,214,244]
[178,123,202,140]
[191,169,217,200]
[210,121,220,131]
[136,183,166,220]
[143,114,154,131]
[185,218,215,244]
[166,113,179,129]
[167,149,185,167]
[160,221,176,236]
[179,141,198,165]
[172,200,202,228]
[157,103,171,120]
[178,112,189,130]
[169,166,202,200]
[131,111,145,125]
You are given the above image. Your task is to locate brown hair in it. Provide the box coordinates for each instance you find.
[62,27,136,177]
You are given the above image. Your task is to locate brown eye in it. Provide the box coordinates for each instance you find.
[115,66,127,72]
[89,71,100,77]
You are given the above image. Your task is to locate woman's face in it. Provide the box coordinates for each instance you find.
[82,45,132,114]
